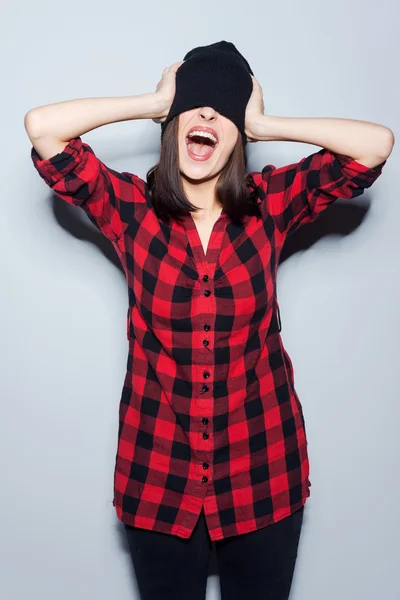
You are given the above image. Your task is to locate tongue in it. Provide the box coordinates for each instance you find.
[187,141,214,156]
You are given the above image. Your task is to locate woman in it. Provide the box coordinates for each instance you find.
[25,41,393,600]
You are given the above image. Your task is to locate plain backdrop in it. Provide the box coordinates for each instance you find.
[2,1,399,599]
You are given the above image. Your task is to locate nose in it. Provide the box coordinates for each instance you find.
[198,106,217,122]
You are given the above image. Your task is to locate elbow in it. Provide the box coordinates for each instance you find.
[356,128,395,168]
[364,128,396,167]
[379,127,395,160]
[24,109,44,140]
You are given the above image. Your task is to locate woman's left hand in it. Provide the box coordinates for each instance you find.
[245,76,265,143]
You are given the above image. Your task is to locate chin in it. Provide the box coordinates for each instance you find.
[179,160,220,182]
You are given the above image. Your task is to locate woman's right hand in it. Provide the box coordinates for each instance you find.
[152,61,184,124]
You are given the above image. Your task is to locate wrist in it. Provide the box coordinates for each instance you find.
[128,93,169,121]
[150,92,170,120]
[247,114,277,141]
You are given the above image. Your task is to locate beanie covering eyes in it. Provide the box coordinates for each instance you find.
[160,40,254,147]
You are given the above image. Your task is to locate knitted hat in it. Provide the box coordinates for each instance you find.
[161,41,254,147]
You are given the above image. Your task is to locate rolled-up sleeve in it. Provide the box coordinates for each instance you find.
[261,149,387,236]
[31,137,144,241]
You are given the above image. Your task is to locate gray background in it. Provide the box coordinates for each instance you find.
[2,1,399,598]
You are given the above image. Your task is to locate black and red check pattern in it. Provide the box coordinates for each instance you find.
[31,137,386,540]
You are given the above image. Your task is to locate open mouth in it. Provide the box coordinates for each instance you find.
[185,130,219,162]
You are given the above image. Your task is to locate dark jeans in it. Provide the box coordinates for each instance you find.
[124,505,304,600]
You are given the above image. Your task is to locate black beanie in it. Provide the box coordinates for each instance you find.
[160,41,254,147]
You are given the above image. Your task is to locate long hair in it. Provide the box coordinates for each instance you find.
[146,116,261,226]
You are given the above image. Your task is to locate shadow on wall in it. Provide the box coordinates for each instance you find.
[51,193,126,273]
[280,199,370,264]
[50,190,371,270]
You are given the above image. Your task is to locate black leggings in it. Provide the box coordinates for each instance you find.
[124,506,304,600]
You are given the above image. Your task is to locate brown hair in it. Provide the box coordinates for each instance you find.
[146,116,261,226]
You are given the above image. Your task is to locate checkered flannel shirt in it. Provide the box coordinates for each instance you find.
[31,137,386,540]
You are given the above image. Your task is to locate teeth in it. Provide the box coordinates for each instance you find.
[187,130,218,144]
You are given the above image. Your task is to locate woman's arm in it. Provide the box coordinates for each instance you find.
[26,63,183,242]
[244,76,395,167]
[247,114,394,168]
[24,61,183,160]
[24,94,167,159]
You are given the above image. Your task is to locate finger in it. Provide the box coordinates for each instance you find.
[170,61,184,72]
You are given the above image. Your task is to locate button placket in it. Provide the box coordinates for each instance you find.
[202,456,210,481]
[197,269,217,486]
[200,273,212,398]
[201,281,212,482]
[201,416,210,482]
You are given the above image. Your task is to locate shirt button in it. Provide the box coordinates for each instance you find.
[202,462,209,470]
[201,384,209,393]
[203,371,210,378]
[203,275,209,282]
[204,324,210,332]
[203,339,209,347]
[202,417,209,425]
[204,290,211,297]
[202,476,208,483]
[203,432,209,440]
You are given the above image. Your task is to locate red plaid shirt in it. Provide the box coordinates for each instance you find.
[31,137,386,540]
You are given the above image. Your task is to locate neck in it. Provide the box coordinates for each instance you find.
[181,174,222,219]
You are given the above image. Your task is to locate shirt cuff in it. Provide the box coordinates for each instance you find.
[31,137,83,187]
[333,152,387,175]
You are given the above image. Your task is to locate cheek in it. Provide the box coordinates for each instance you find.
[222,127,239,153]
[219,134,238,161]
